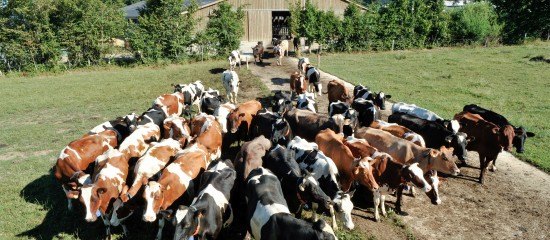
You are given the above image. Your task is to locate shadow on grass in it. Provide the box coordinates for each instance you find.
[271,77,289,86]
[209,67,226,74]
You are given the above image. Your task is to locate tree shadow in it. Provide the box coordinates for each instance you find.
[252,62,272,68]
[209,68,227,74]
[271,77,289,86]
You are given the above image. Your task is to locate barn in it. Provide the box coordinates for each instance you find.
[124,0,366,46]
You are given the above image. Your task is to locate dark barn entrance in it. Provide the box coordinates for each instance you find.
[272,11,291,40]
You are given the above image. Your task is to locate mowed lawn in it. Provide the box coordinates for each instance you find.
[0,61,269,239]
[319,43,550,171]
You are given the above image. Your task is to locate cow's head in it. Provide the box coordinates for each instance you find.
[401,163,432,193]
[298,172,333,210]
[272,117,291,144]
[445,132,471,161]
[229,111,246,134]
[427,146,460,176]
[312,219,337,240]
[353,84,369,97]
[333,190,355,230]
[271,91,293,115]
[172,83,186,93]
[499,125,515,152]
[142,181,166,222]
[353,158,379,191]
[163,115,191,147]
[512,126,535,153]
[123,113,139,132]
[110,197,134,227]
[173,205,205,240]
[79,184,107,222]
[424,170,443,205]
[374,92,391,110]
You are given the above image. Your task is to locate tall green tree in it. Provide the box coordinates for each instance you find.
[490,0,550,43]
[203,2,245,55]
[129,0,198,62]
[449,1,502,45]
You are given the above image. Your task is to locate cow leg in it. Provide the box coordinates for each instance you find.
[100,212,112,240]
[395,186,405,215]
[489,159,498,172]
[312,202,319,222]
[479,154,489,184]
[156,216,165,240]
[62,185,74,211]
[329,204,338,231]
[410,186,417,197]
[380,194,388,218]
[373,190,381,222]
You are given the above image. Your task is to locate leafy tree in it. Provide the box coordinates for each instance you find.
[129,0,198,62]
[449,1,502,45]
[203,2,245,56]
[490,0,550,43]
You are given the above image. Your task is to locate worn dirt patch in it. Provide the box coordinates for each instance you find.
[0,150,54,161]
[248,55,550,240]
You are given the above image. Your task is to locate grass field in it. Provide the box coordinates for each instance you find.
[318,43,550,172]
[0,61,270,239]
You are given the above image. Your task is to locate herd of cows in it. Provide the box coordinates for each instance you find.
[53,56,536,240]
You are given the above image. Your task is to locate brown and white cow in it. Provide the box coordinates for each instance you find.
[290,71,307,96]
[284,108,340,142]
[79,149,129,237]
[234,135,272,183]
[228,100,262,144]
[55,130,118,210]
[121,138,182,203]
[327,79,352,105]
[298,57,310,74]
[454,111,513,183]
[342,136,378,159]
[118,122,160,159]
[370,120,426,148]
[88,113,138,145]
[214,102,236,135]
[191,113,223,160]
[153,92,184,117]
[252,42,264,64]
[354,127,460,176]
[142,142,210,239]
[315,129,379,193]
[162,114,192,147]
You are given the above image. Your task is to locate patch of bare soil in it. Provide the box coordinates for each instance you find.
[248,55,550,240]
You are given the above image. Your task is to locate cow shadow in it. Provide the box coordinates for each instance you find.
[252,62,272,68]
[17,169,106,240]
[271,77,289,86]
[209,68,226,74]
[18,169,160,239]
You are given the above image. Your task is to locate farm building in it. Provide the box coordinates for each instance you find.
[124,0,366,46]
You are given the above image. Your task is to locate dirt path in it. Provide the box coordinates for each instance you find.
[248,55,550,240]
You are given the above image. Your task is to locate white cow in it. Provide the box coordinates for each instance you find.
[273,45,284,66]
[228,50,241,71]
[222,70,240,104]
[298,57,310,74]
[296,93,317,113]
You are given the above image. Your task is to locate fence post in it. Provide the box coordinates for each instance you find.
[391,40,395,51]
[317,54,321,70]
[246,55,249,69]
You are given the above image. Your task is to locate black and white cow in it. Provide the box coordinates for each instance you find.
[463,104,535,153]
[245,167,337,240]
[288,136,355,231]
[229,50,241,70]
[388,112,470,163]
[392,102,459,133]
[263,144,333,217]
[298,57,310,74]
[173,80,205,116]
[353,85,391,110]
[222,70,240,104]
[353,84,371,101]
[352,98,380,127]
[200,88,224,115]
[329,101,358,137]
[249,109,293,146]
[296,92,318,113]
[138,106,167,131]
[88,113,138,145]
[373,91,392,110]
[173,159,236,240]
[306,66,322,97]
[271,91,293,115]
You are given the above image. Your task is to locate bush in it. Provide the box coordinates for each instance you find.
[449,1,502,45]
[203,2,245,56]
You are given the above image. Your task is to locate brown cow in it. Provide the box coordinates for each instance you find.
[454,111,513,183]
[354,127,460,176]
[342,135,378,159]
[284,108,341,142]
[55,130,118,211]
[315,129,379,193]
[142,142,210,239]
[191,113,222,160]
[290,71,307,96]
[163,114,192,147]
[370,120,426,148]
[228,100,262,144]
[79,149,130,237]
[153,92,185,117]
[327,79,352,105]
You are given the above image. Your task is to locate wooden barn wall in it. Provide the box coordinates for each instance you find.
[194,4,219,32]
[226,0,290,10]
[246,10,272,43]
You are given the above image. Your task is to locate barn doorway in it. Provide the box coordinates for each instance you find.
[272,11,291,41]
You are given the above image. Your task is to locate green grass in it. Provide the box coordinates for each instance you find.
[319,43,550,171]
[0,60,269,239]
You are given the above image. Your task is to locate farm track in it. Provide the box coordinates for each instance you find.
[247,55,550,240]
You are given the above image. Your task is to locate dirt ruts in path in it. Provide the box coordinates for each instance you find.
[247,55,550,240]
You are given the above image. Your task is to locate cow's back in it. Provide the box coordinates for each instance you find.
[354,127,414,164]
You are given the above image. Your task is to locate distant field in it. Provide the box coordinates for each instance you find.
[0,61,269,239]
[318,43,550,171]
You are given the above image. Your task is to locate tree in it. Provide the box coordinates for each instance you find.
[203,2,245,56]
[490,0,550,43]
[449,1,502,45]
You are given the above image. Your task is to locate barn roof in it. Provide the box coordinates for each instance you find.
[124,0,222,19]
